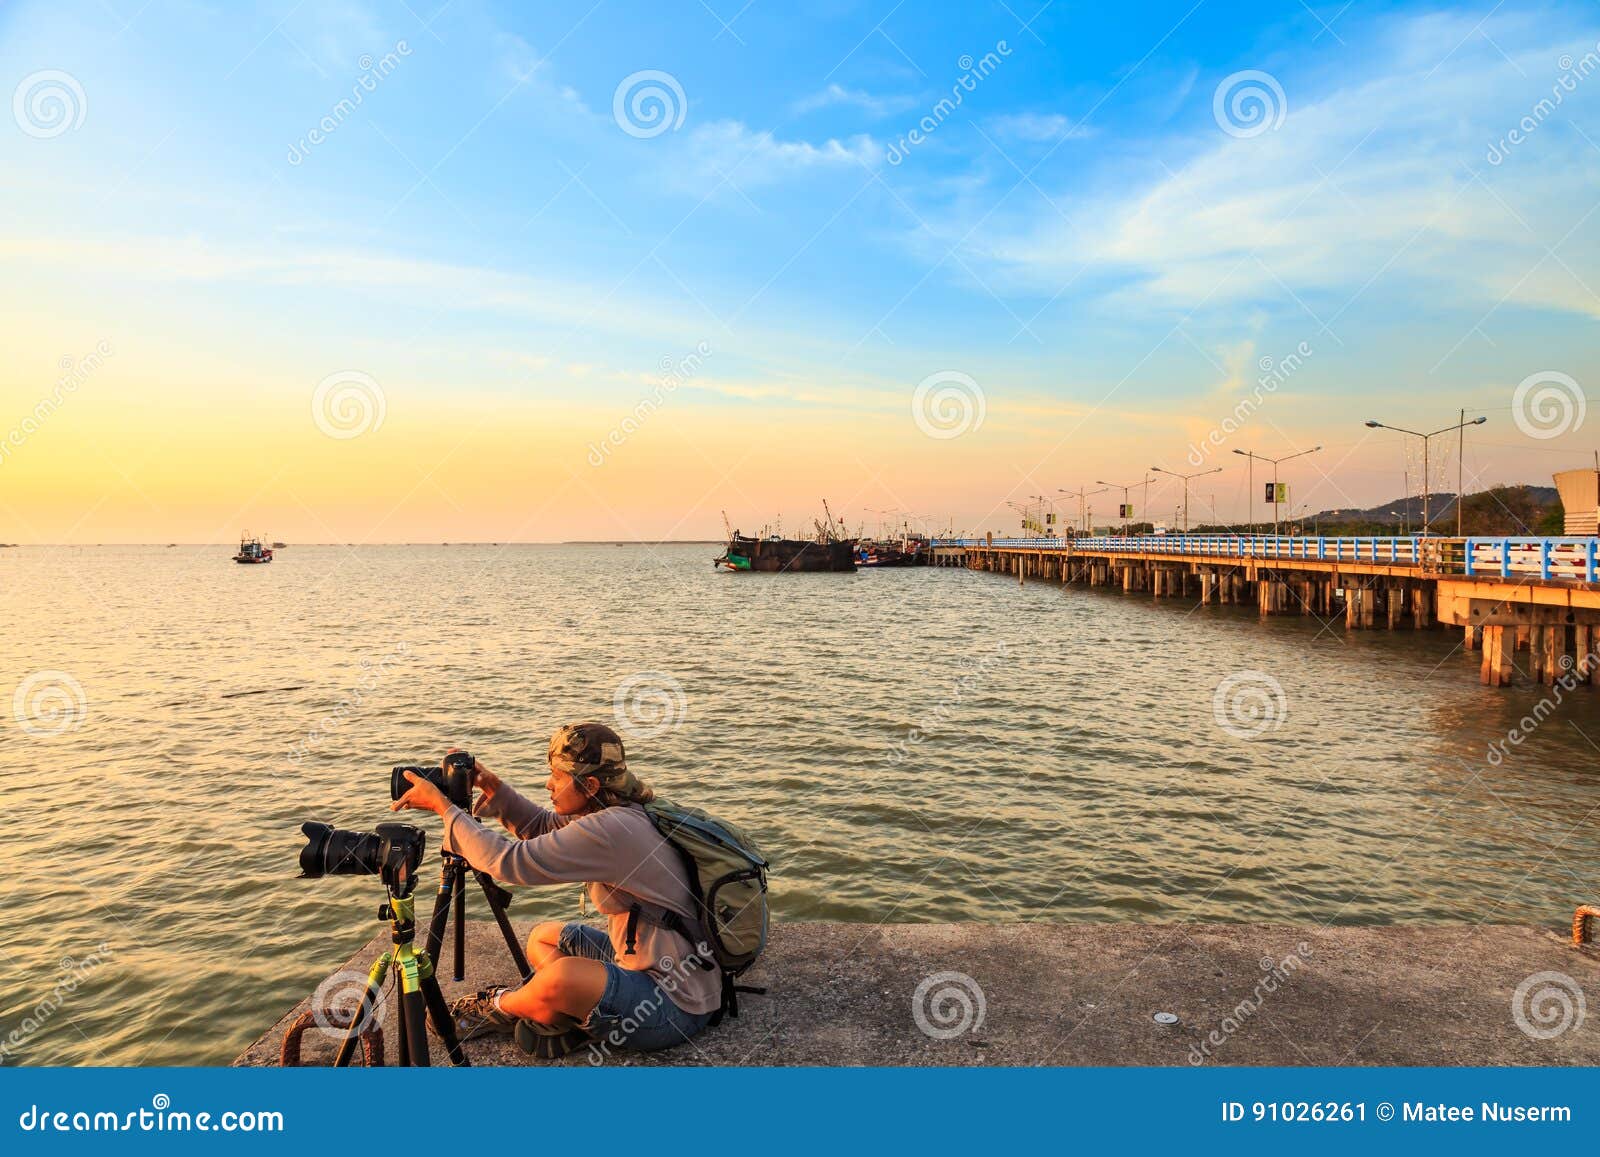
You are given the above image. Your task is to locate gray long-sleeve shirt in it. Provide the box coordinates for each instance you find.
[441,784,721,1015]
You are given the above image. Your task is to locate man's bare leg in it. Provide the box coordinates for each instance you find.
[498,956,608,1024]
[525,921,568,972]
[509,922,608,1023]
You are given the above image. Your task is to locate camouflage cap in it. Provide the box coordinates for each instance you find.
[548,722,627,779]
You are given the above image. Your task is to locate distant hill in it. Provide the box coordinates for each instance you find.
[1310,484,1562,535]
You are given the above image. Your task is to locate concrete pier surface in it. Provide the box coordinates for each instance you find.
[236,921,1599,1066]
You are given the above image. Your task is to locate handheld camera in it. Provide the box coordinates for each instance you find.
[391,751,476,809]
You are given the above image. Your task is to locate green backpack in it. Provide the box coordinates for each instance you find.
[620,799,771,1021]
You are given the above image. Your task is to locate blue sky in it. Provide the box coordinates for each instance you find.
[2,0,1599,540]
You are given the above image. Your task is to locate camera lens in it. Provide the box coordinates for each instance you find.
[298,821,333,877]
[297,821,382,878]
[391,764,444,802]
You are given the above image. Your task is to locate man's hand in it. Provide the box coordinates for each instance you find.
[390,770,449,817]
[472,761,503,803]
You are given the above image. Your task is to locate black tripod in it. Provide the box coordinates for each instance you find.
[425,850,532,983]
[335,887,469,1067]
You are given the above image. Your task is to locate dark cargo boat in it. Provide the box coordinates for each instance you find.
[716,532,857,573]
[716,503,858,573]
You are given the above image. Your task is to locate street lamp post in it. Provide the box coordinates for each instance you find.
[1096,476,1156,536]
[1005,500,1029,539]
[1029,494,1056,539]
[1363,417,1487,535]
[1150,465,1222,532]
[1006,498,1048,539]
[1058,486,1110,536]
[1232,446,1323,536]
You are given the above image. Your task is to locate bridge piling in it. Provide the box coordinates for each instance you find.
[941,534,1600,689]
[1481,625,1513,686]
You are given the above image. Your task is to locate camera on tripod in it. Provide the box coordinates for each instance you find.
[391,750,476,809]
[298,821,427,897]
[289,747,527,1068]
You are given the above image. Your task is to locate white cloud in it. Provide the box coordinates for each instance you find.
[677,120,880,188]
[793,84,916,118]
[496,31,543,85]
[0,234,712,343]
[920,11,1600,321]
[989,113,1095,142]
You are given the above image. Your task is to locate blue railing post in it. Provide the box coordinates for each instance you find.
[1464,538,1475,577]
[1500,538,1511,579]
[1589,540,1598,585]
[1540,539,1552,581]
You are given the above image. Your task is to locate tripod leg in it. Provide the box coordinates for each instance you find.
[394,980,411,1066]
[424,861,456,973]
[419,969,470,1066]
[475,869,533,980]
[401,985,431,1067]
[333,956,389,1068]
[453,862,466,981]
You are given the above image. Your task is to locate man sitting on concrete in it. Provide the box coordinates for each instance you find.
[391,723,718,1058]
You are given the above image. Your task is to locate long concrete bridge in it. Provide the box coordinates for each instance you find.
[932,534,1600,687]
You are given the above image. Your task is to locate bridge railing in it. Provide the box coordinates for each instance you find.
[936,534,1426,562]
[1453,536,1600,582]
[932,534,1600,583]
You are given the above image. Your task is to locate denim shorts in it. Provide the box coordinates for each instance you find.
[558,922,713,1053]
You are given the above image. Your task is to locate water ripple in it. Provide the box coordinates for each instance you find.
[4,543,1599,1063]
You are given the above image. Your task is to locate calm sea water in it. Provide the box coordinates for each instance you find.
[4,543,1598,1065]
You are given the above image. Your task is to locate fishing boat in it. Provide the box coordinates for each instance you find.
[233,532,273,564]
[854,535,928,567]
[715,504,856,573]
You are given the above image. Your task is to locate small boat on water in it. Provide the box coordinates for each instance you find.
[855,535,928,567]
[233,532,273,564]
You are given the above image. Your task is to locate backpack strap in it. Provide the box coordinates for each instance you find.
[624,905,640,955]
[622,898,710,967]
[708,972,770,1025]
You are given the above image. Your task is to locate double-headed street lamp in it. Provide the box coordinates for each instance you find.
[1232,445,1322,536]
[1006,498,1050,539]
[1058,486,1110,536]
[1096,476,1155,535]
[1150,465,1222,532]
[1363,416,1487,535]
